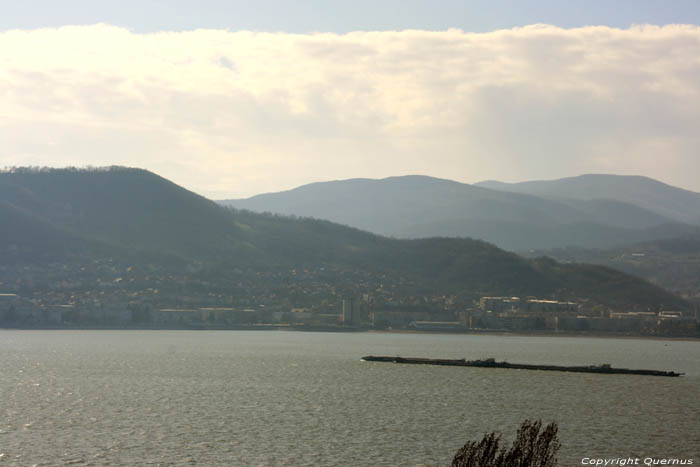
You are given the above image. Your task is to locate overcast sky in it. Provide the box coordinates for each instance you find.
[2,1,700,198]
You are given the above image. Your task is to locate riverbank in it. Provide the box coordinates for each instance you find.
[2,323,698,340]
[367,327,700,341]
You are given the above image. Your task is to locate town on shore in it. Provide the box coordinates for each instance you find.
[2,292,697,338]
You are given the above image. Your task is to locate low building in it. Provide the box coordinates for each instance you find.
[101,304,132,324]
[409,321,464,332]
[372,310,457,329]
[479,297,521,312]
[152,309,201,325]
[342,298,357,325]
[524,299,579,313]
[659,311,683,320]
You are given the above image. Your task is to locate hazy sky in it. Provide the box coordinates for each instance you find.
[2,1,700,198]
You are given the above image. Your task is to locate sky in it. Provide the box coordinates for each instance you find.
[2,1,700,198]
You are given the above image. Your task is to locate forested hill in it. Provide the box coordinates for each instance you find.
[1,167,243,261]
[523,234,700,302]
[0,167,687,310]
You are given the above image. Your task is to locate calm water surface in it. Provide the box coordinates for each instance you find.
[1,330,698,466]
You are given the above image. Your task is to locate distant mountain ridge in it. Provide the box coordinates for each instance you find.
[475,174,700,225]
[220,174,700,251]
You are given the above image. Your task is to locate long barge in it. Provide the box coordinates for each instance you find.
[361,356,683,377]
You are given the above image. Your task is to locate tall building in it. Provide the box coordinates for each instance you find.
[342,298,356,325]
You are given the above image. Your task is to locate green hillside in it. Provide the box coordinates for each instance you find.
[1,167,248,261]
[526,235,700,302]
[0,200,90,261]
[0,167,688,310]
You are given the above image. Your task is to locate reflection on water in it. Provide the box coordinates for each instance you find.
[1,330,698,466]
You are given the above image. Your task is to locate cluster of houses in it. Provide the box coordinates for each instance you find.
[472,296,692,334]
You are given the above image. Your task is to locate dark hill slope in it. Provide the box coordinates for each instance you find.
[1,200,90,260]
[525,234,700,301]
[0,168,687,309]
[1,168,249,261]
[227,209,548,293]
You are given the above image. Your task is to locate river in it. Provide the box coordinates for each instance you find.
[1,330,698,466]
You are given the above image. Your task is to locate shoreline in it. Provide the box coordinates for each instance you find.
[1,324,698,341]
[367,328,700,342]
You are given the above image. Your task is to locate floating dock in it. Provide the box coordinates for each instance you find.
[361,356,683,377]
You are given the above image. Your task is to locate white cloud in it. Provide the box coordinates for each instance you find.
[1,24,699,197]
